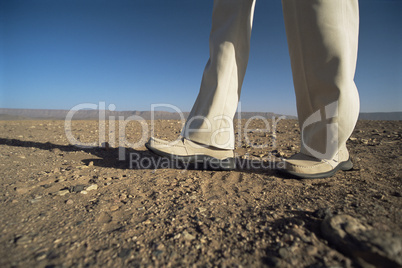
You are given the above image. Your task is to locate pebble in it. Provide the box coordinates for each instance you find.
[57,189,70,196]
[15,187,29,194]
[97,212,112,223]
[86,184,98,191]
[29,196,42,204]
[36,252,47,261]
[183,231,196,241]
[306,245,318,255]
[69,185,85,193]
[360,139,369,145]
[275,151,285,157]
[118,248,131,259]
[15,235,31,245]
[110,205,119,211]
[51,148,62,154]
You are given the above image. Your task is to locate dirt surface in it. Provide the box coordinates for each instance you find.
[0,119,401,267]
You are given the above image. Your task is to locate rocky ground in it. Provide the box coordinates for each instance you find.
[0,119,401,267]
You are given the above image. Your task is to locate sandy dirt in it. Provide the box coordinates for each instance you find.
[0,119,401,267]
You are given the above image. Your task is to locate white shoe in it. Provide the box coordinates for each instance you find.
[280,147,353,179]
[145,137,235,170]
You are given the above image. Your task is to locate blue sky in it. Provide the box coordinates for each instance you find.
[1,0,401,116]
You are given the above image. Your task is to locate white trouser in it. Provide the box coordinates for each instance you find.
[182,0,360,160]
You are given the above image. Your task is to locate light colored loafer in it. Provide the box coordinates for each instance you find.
[145,137,235,170]
[280,148,353,179]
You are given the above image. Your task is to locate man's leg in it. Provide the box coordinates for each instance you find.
[282,0,360,178]
[146,0,256,169]
[182,0,256,150]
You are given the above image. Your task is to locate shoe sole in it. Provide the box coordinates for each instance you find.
[145,143,236,170]
[279,158,353,179]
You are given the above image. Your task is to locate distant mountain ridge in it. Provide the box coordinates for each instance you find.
[1,108,401,120]
[358,112,402,121]
[0,108,296,120]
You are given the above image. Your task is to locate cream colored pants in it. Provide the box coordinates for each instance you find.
[183,0,360,160]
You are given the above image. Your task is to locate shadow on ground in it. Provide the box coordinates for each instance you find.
[0,138,283,176]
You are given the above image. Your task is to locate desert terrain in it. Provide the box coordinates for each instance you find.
[0,119,401,267]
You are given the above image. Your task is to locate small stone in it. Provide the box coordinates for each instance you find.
[80,190,88,195]
[183,231,196,241]
[29,196,42,204]
[118,248,131,259]
[278,248,289,258]
[282,234,294,242]
[306,245,318,255]
[36,252,47,261]
[86,184,98,191]
[275,151,285,157]
[361,139,369,145]
[15,235,31,245]
[110,205,119,211]
[57,189,70,196]
[97,212,112,223]
[88,161,94,167]
[52,148,62,154]
[173,233,181,239]
[15,187,29,194]
[69,185,85,193]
